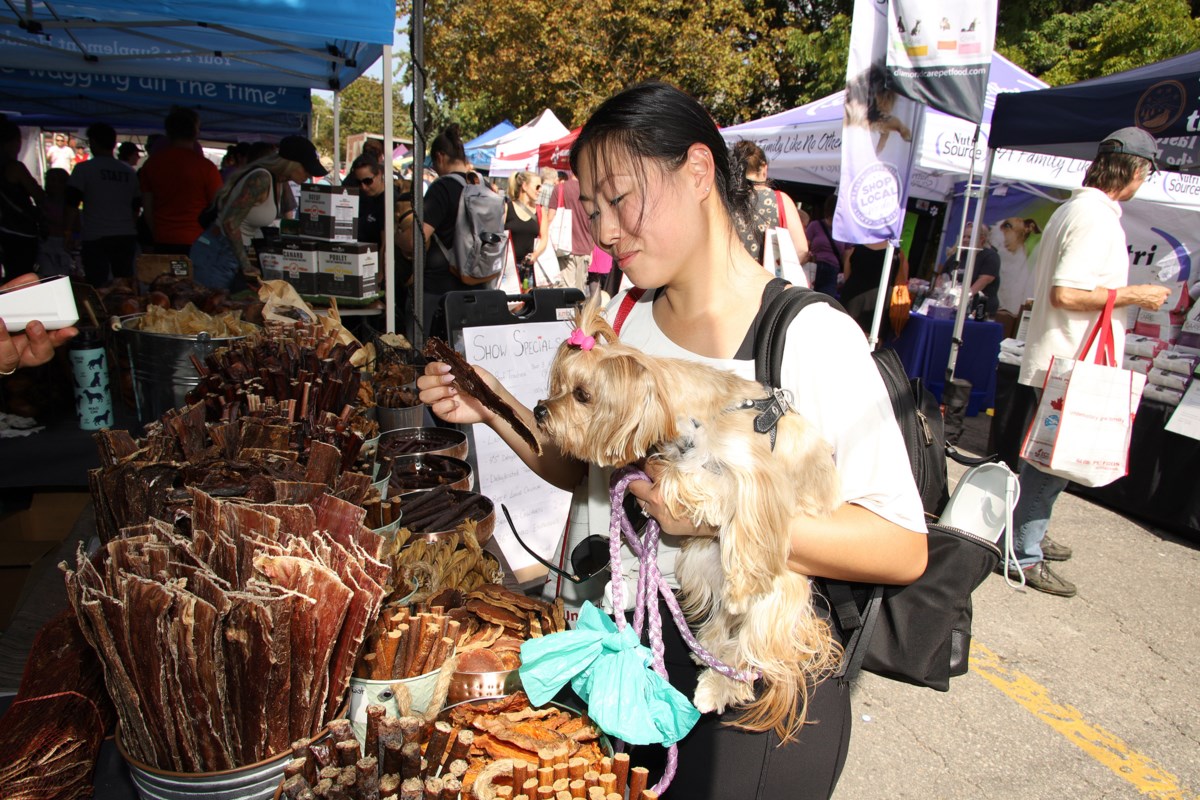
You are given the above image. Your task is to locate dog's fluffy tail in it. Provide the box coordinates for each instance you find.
[731,573,842,743]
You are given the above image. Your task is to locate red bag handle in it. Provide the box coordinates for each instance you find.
[1076,289,1117,366]
[775,190,786,228]
[612,288,646,334]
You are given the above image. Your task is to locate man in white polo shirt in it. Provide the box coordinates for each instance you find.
[1009,127,1171,597]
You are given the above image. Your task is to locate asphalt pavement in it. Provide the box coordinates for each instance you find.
[834,417,1200,800]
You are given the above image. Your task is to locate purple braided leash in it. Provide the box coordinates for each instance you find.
[607,467,760,795]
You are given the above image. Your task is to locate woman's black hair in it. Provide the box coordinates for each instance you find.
[430,124,467,163]
[569,81,754,231]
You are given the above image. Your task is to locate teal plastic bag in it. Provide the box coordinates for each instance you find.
[519,602,699,746]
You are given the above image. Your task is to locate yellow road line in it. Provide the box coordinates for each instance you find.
[971,642,1197,800]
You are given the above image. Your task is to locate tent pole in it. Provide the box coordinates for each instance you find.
[332,91,341,184]
[867,245,895,350]
[946,147,996,381]
[383,44,395,334]
[946,124,982,287]
[411,0,426,346]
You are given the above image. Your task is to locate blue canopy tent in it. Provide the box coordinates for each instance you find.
[0,67,310,137]
[465,120,516,170]
[990,49,1200,172]
[0,0,401,327]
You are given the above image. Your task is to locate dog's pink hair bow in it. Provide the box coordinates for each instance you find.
[567,328,596,351]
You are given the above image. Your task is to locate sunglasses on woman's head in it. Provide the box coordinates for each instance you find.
[501,504,612,584]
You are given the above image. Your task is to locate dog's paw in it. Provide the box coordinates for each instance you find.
[692,669,730,715]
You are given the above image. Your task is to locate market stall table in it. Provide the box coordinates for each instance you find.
[989,362,1200,543]
[888,312,1004,416]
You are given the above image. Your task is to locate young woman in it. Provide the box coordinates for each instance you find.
[418,82,927,799]
[189,136,326,291]
[505,170,542,289]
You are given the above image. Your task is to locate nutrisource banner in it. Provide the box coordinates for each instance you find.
[833,0,922,245]
[885,0,998,123]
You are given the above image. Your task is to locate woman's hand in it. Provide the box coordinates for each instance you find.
[627,468,717,538]
[0,276,79,372]
[417,360,498,426]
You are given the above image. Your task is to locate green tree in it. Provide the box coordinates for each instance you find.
[310,76,411,161]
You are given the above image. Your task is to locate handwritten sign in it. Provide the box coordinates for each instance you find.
[462,320,573,581]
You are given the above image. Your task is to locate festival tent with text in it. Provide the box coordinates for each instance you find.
[538,128,581,173]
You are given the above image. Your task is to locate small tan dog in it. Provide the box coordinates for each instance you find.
[533,295,842,741]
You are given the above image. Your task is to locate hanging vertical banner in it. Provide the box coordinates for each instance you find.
[886,0,999,123]
[833,0,923,245]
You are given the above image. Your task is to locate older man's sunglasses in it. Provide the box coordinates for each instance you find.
[501,504,612,584]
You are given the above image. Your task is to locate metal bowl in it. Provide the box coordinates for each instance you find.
[379,426,470,462]
[447,666,522,706]
[396,488,495,544]
[388,453,473,494]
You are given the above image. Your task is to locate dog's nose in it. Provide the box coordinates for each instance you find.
[533,403,549,424]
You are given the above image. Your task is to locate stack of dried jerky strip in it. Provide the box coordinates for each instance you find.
[63,487,391,772]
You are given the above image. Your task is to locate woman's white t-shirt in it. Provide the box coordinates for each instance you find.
[548,288,928,619]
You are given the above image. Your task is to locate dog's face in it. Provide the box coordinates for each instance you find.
[534,295,680,467]
[996,217,1041,254]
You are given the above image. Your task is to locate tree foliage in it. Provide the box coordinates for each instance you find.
[397,0,1200,136]
[310,77,410,160]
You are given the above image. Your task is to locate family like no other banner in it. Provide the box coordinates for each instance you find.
[834,0,998,245]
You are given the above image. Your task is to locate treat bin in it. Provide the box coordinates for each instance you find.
[112,314,254,425]
[395,489,495,544]
[117,730,293,800]
[347,660,449,743]
[375,402,425,432]
[388,454,474,495]
[447,667,522,706]
[379,426,469,462]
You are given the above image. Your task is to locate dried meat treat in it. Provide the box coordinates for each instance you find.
[0,691,107,800]
[422,337,541,454]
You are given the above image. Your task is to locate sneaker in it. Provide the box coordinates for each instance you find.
[1041,536,1072,562]
[999,561,1077,597]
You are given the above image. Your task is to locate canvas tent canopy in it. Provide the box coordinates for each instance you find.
[990,49,1200,171]
[488,109,569,177]
[720,53,1048,202]
[465,120,516,169]
[0,0,395,136]
[538,128,579,172]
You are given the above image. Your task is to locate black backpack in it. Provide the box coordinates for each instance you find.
[755,284,1000,691]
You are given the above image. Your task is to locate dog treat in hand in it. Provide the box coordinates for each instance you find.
[423,337,541,454]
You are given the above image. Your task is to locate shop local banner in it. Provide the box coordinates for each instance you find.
[886,0,998,123]
[833,0,923,244]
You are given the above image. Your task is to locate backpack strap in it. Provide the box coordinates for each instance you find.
[775,190,786,228]
[611,287,646,335]
[753,284,844,388]
[431,173,470,265]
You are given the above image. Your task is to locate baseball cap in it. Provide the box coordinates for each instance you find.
[278,135,328,178]
[1097,127,1158,172]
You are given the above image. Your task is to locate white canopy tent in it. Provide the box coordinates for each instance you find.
[487,109,570,177]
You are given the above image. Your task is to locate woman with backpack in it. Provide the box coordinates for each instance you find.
[189,136,326,291]
[399,124,502,337]
[417,82,927,800]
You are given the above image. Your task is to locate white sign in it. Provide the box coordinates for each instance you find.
[1165,381,1200,441]
[462,320,573,581]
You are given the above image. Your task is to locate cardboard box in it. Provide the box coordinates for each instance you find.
[0,491,90,542]
[317,241,379,298]
[0,491,88,629]
[299,184,359,241]
[136,254,192,283]
[0,540,58,629]
[259,238,320,295]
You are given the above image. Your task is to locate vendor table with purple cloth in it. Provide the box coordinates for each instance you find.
[888,312,1004,416]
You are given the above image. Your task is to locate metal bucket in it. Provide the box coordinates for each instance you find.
[112,314,253,424]
[376,403,426,431]
[116,736,290,800]
[347,659,446,743]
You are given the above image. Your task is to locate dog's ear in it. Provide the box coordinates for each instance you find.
[1024,218,1041,235]
[594,352,678,463]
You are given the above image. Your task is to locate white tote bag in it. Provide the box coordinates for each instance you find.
[1020,291,1145,487]
[547,184,574,256]
[493,233,521,294]
[760,190,809,287]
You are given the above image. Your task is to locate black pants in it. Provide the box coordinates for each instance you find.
[629,599,852,800]
[82,235,137,286]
